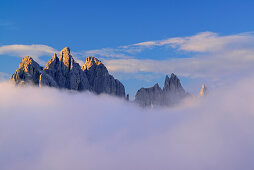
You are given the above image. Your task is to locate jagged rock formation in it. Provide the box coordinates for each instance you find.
[162,74,187,106]
[135,73,188,107]
[11,47,125,97]
[11,56,43,86]
[199,84,208,96]
[135,83,163,107]
[40,47,90,91]
[82,57,125,97]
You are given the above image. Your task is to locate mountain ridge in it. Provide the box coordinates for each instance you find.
[135,73,188,107]
[10,47,207,107]
[11,47,126,98]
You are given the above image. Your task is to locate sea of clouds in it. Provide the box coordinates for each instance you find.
[0,77,254,170]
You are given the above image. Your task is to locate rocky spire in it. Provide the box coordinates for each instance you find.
[44,53,59,70]
[41,47,90,91]
[11,56,42,85]
[135,73,188,107]
[82,56,125,97]
[200,84,208,96]
[59,47,74,71]
[163,73,185,93]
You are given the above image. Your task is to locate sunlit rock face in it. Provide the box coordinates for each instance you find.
[41,47,90,91]
[135,73,188,107]
[82,57,125,97]
[11,48,125,98]
[11,56,42,85]
[199,84,208,96]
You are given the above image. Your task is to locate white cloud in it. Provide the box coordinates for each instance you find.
[0,76,254,170]
[2,32,254,82]
[130,32,254,52]
[98,32,254,81]
[0,44,58,60]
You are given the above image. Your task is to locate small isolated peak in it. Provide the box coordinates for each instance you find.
[200,83,208,96]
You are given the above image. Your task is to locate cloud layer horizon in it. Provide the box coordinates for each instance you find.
[1,75,254,170]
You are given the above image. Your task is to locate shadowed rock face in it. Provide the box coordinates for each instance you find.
[162,73,187,106]
[135,83,163,107]
[163,73,185,93]
[11,47,125,98]
[135,74,188,107]
[82,57,125,97]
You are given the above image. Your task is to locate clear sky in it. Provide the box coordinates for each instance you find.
[1,0,254,97]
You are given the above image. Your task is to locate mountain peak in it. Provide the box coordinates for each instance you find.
[135,73,187,107]
[60,47,70,54]
[11,56,42,85]
[200,84,208,96]
[11,47,125,98]
[82,56,102,71]
[163,73,184,93]
[59,47,74,71]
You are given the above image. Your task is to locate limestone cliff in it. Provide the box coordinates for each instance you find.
[11,56,42,86]
[82,57,125,97]
[135,73,188,107]
[40,47,90,91]
[11,47,125,98]
[135,83,163,107]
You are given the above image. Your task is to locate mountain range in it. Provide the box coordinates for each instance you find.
[11,47,206,107]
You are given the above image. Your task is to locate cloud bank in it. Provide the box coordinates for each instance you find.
[0,76,254,170]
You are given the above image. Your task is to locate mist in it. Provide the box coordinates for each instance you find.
[0,78,254,170]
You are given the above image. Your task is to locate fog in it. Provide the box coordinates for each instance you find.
[0,78,254,170]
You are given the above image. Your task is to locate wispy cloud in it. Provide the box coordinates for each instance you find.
[0,44,58,60]
[97,32,254,81]
[1,32,254,81]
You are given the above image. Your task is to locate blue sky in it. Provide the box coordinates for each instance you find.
[1,0,254,97]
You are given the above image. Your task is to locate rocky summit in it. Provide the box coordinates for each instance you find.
[199,84,208,96]
[11,47,126,98]
[82,57,125,97]
[135,73,188,107]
